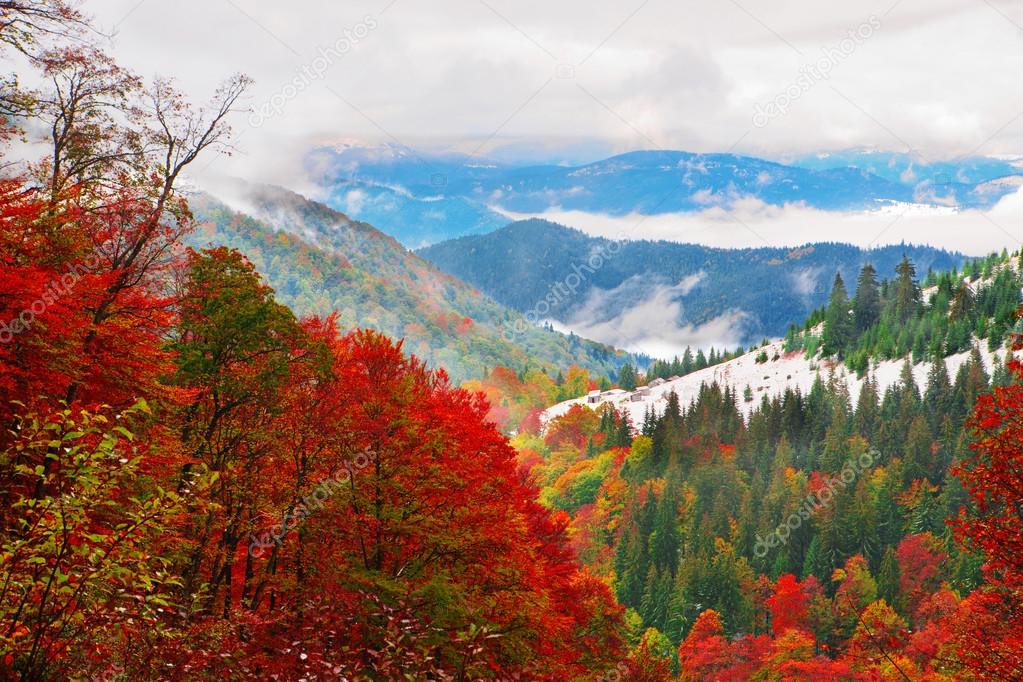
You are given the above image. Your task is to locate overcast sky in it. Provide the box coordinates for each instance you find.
[89,0,1023,161]
[77,0,1023,253]
[68,0,1023,354]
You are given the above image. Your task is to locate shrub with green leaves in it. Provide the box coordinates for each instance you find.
[0,402,188,680]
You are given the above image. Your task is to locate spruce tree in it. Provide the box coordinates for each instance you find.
[854,375,880,441]
[877,547,902,614]
[615,528,648,607]
[992,352,1012,387]
[853,262,882,334]
[616,411,633,447]
[651,488,681,577]
[642,404,656,436]
[893,256,921,323]
[923,354,952,432]
[949,280,975,321]
[802,536,830,584]
[823,272,853,357]
[639,566,673,629]
[618,363,638,390]
[664,390,683,425]
[903,415,934,485]
[681,347,694,374]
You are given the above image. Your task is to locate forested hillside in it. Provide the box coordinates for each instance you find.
[799,251,1023,372]
[522,250,1023,679]
[419,219,963,346]
[3,3,1023,681]
[0,6,651,679]
[186,188,635,384]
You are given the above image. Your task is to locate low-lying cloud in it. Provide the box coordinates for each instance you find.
[545,272,747,358]
[790,266,827,298]
[496,186,1023,256]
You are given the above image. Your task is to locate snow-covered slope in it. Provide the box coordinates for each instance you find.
[542,340,1013,426]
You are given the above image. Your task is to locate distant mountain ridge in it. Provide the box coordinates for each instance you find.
[784,149,1022,186]
[418,219,964,352]
[305,143,1022,247]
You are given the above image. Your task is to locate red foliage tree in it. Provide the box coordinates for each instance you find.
[766,573,811,635]
[949,328,1023,679]
[545,403,600,450]
[895,533,946,624]
[234,329,627,679]
[678,609,731,680]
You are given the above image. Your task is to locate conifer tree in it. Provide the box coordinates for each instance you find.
[618,363,638,390]
[651,488,682,578]
[854,374,880,441]
[923,354,952,432]
[615,527,649,607]
[616,410,634,448]
[853,263,882,333]
[681,347,694,374]
[893,256,921,323]
[949,280,975,321]
[823,272,853,357]
[903,415,935,485]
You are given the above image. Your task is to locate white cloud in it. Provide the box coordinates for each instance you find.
[495,185,1023,256]
[542,271,746,356]
[343,188,367,214]
[551,308,747,359]
[790,267,826,298]
[75,0,1023,189]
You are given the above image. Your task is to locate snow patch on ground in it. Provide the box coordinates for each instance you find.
[542,339,1014,426]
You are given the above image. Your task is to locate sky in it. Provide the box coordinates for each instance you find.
[90,0,1023,162]
[22,0,1023,353]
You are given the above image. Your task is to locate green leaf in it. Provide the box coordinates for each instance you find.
[112,425,134,441]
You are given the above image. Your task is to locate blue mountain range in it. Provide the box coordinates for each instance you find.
[304,143,1023,248]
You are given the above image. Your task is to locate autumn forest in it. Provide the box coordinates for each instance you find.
[1,2,1023,681]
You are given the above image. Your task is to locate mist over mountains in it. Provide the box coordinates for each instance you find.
[419,219,964,355]
[305,143,1023,249]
